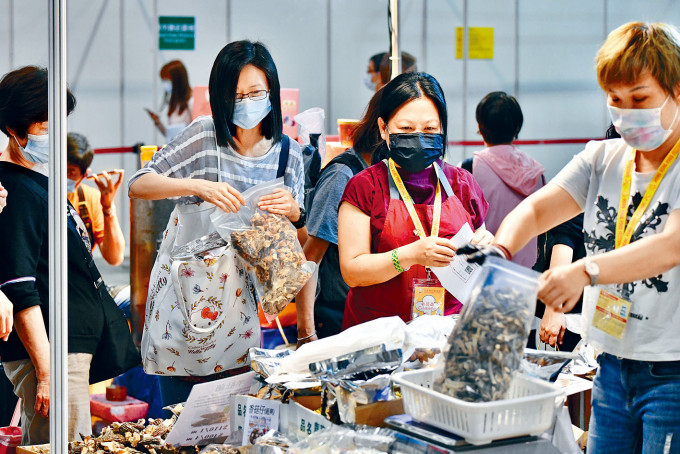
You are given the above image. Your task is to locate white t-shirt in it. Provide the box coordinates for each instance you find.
[552,138,680,361]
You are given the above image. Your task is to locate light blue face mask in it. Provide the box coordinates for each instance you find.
[15,134,50,164]
[67,178,78,193]
[232,95,272,130]
[364,72,378,91]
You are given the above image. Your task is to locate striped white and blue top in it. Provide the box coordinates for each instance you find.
[129,116,304,206]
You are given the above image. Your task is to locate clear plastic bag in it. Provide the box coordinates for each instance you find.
[288,425,396,454]
[212,178,315,322]
[436,257,540,402]
[199,444,240,454]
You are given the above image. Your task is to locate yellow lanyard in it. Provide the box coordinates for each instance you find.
[388,158,441,238]
[615,138,680,249]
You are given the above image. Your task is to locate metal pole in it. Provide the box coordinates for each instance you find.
[326,0,332,134]
[8,0,14,69]
[389,0,401,80]
[421,0,427,72]
[514,0,519,97]
[48,0,69,450]
[461,0,468,160]
[120,0,125,146]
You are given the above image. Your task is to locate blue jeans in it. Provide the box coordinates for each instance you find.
[588,353,680,454]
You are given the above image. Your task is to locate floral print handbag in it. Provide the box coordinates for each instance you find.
[141,203,260,376]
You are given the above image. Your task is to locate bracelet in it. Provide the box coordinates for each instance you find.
[297,331,317,341]
[102,205,115,217]
[392,248,406,273]
[492,244,512,261]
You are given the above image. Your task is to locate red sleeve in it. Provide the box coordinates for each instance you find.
[444,164,488,229]
[340,167,376,216]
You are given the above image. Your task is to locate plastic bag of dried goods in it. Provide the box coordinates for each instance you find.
[436,257,540,402]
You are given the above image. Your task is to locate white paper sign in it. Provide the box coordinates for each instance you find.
[431,223,482,304]
[165,371,255,446]
[242,397,280,445]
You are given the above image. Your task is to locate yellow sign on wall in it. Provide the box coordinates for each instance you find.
[455,27,494,60]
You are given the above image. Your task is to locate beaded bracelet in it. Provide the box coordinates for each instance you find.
[392,248,406,273]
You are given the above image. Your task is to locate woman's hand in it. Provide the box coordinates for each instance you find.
[538,262,588,312]
[539,306,567,347]
[401,237,457,268]
[471,226,494,246]
[35,376,49,418]
[192,180,246,213]
[258,189,300,222]
[0,290,12,341]
[296,327,318,349]
[0,182,7,213]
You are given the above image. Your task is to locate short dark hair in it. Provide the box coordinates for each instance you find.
[67,132,93,174]
[351,87,385,157]
[0,66,76,162]
[475,91,523,145]
[369,52,387,72]
[161,60,192,116]
[209,40,282,150]
[380,51,417,85]
[378,72,448,153]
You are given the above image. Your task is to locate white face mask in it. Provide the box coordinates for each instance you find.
[162,80,173,96]
[15,133,50,164]
[608,96,680,151]
[364,72,378,91]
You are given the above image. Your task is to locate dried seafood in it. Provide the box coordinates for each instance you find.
[231,212,310,315]
[437,287,531,402]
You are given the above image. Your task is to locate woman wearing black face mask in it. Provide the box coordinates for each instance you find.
[337,72,491,329]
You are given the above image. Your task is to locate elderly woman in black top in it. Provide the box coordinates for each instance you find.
[0,66,130,444]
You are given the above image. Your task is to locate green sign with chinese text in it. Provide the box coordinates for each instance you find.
[159,16,195,50]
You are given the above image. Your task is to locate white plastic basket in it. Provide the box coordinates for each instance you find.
[392,369,565,445]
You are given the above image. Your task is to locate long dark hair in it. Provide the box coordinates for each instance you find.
[351,88,385,158]
[209,40,282,150]
[160,60,192,116]
[378,72,448,151]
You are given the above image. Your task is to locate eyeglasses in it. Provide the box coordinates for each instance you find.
[234,90,269,103]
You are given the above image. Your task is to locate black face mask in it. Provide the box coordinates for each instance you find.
[387,132,444,172]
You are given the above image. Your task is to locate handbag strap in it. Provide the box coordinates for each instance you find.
[10,398,21,427]
[277,135,290,179]
[170,260,231,334]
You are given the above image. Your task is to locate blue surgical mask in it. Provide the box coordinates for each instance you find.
[364,72,378,91]
[15,134,50,164]
[232,95,272,130]
[67,178,78,194]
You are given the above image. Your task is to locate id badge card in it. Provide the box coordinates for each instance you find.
[591,288,632,339]
[412,276,445,319]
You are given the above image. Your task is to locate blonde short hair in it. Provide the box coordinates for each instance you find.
[596,22,680,95]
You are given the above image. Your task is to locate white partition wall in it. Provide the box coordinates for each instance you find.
[0,0,678,253]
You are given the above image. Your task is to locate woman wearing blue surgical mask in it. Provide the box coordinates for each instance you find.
[466,22,680,453]
[0,66,137,444]
[129,40,305,408]
[146,60,193,142]
[337,72,492,329]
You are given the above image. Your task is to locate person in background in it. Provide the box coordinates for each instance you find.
[531,214,585,351]
[296,89,386,346]
[379,51,417,86]
[364,52,387,92]
[338,72,491,329]
[129,40,305,408]
[461,92,545,267]
[66,132,125,266]
[0,65,108,444]
[146,60,193,142]
[477,22,680,452]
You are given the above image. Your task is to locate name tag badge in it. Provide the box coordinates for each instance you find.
[412,278,445,319]
[591,289,632,340]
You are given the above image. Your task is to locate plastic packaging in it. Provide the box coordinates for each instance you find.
[288,425,396,454]
[436,257,540,402]
[521,348,579,382]
[212,179,314,322]
[294,107,325,159]
[199,444,240,454]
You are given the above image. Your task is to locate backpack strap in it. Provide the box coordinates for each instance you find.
[77,185,95,246]
[325,150,366,176]
[276,135,290,179]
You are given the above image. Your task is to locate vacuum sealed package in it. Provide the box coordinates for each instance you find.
[212,178,315,322]
[436,257,540,402]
